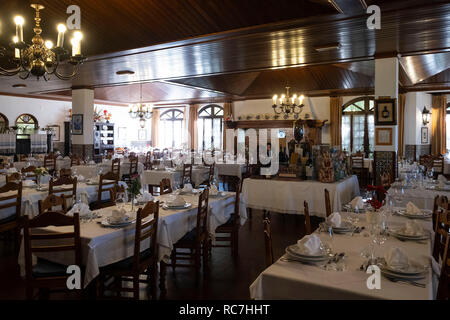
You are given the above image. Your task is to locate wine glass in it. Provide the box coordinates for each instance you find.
[116,192,125,211]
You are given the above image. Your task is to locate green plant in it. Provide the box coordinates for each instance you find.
[129,176,141,198]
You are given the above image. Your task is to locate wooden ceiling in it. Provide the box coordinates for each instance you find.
[0,0,449,104]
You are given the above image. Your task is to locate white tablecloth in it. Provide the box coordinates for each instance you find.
[250,212,434,300]
[242,176,360,217]
[18,192,247,287]
[387,185,450,211]
[215,163,246,179]
[141,168,210,188]
[14,159,71,172]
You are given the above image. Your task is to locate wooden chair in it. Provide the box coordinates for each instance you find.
[214,178,241,258]
[303,201,312,235]
[38,194,68,215]
[59,168,72,178]
[159,178,172,195]
[70,155,81,167]
[199,163,215,188]
[92,172,119,209]
[22,211,82,300]
[324,188,332,218]
[181,163,193,188]
[108,184,127,204]
[44,154,56,175]
[98,201,159,300]
[122,155,139,186]
[21,166,37,182]
[162,148,170,158]
[153,149,161,160]
[170,189,210,279]
[433,209,450,300]
[263,218,274,268]
[351,153,368,188]
[433,155,445,178]
[433,195,449,232]
[0,182,22,253]
[49,176,77,209]
[218,175,240,192]
[6,172,22,183]
[144,151,152,170]
[111,158,121,177]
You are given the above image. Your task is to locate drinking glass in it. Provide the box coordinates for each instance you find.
[116,192,125,211]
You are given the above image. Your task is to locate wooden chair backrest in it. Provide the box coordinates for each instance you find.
[22,211,82,287]
[303,201,312,235]
[59,168,72,178]
[159,178,172,195]
[111,158,121,176]
[49,176,77,200]
[181,163,192,188]
[44,154,56,171]
[324,188,332,218]
[97,172,119,206]
[6,172,21,183]
[231,178,242,226]
[350,154,364,168]
[433,195,449,232]
[263,218,274,268]
[433,155,444,174]
[133,202,159,271]
[108,184,126,204]
[128,155,139,175]
[144,151,152,170]
[38,194,68,215]
[21,166,37,181]
[0,182,22,221]
[153,149,161,159]
[70,155,81,167]
[195,188,209,243]
[433,211,450,300]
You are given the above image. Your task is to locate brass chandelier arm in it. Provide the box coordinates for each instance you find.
[52,64,81,80]
[0,65,21,76]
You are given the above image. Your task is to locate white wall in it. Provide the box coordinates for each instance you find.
[0,95,71,141]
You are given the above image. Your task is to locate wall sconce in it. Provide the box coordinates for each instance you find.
[422,106,431,125]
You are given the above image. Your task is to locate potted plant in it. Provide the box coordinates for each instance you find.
[128,174,141,211]
[34,167,48,188]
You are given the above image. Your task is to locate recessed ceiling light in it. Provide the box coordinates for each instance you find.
[12,84,27,88]
[314,43,341,52]
[116,70,135,75]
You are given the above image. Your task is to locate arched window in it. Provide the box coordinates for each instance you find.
[16,114,38,136]
[159,108,184,148]
[0,113,9,133]
[198,104,223,151]
[341,97,374,157]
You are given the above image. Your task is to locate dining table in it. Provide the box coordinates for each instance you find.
[17,190,247,289]
[241,175,360,217]
[141,166,212,189]
[250,208,436,300]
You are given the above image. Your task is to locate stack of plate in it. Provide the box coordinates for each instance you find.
[342,203,367,213]
[162,202,192,210]
[388,227,429,241]
[284,244,329,264]
[394,209,432,219]
[327,221,355,234]
[379,259,427,282]
[101,215,135,228]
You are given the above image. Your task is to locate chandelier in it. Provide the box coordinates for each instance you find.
[0,4,86,81]
[272,86,305,119]
[129,83,153,128]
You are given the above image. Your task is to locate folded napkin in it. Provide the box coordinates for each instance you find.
[385,247,409,270]
[297,234,323,255]
[182,183,193,192]
[406,202,422,215]
[404,220,424,236]
[67,203,92,218]
[210,184,219,196]
[327,212,342,227]
[137,192,153,203]
[6,168,17,173]
[76,175,85,182]
[350,196,364,209]
[168,195,186,206]
[110,208,127,223]
[57,156,63,160]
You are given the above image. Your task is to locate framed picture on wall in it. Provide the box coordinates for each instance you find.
[375,127,393,146]
[421,127,428,144]
[374,98,397,125]
[48,125,60,141]
[138,129,147,141]
[72,114,83,135]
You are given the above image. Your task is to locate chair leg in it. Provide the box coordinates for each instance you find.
[202,240,209,277]
[14,227,21,255]
[133,276,139,300]
[159,262,167,300]
[170,249,176,274]
[233,231,239,259]
[195,244,201,281]
[150,263,157,300]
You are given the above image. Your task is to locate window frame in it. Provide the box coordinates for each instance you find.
[342,97,375,157]
[198,104,224,151]
[159,108,184,149]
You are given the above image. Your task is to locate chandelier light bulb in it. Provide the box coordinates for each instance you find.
[12,36,18,43]
[14,16,24,26]
[272,95,277,104]
[45,40,53,49]
[74,31,83,41]
[14,15,24,42]
[57,24,67,33]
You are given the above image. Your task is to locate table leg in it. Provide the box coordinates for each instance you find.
[159,261,167,299]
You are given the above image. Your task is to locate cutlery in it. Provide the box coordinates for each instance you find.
[386,277,426,288]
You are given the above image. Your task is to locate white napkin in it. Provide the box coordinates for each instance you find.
[57,156,63,160]
[297,234,322,255]
[350,196,364,209]
[76,175,85,182]
[385,247,409,270]
[328,212,342,227]
[67,203,92,218]
[403,220,424,236]
[137,192,153,202]
[6,168,17,173]
[109,208,126,223]
[182,183,193,192]
[210,184,219,195]
[168,195,186,206]
[406,202,422,215]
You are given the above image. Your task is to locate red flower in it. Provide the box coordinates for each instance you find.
[367,199,382,210]
[367,185,387,194]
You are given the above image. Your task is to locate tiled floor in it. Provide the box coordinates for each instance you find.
[0,210,322,300]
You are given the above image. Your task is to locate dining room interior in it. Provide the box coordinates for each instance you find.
[0,0,449,304]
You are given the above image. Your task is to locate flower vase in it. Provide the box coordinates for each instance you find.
[37,175,41,189]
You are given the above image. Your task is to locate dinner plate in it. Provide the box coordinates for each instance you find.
[327,221,354,233]
[395,209,432,219]
[163,203,192,210]
[343,204,367,213]
[285,244,328,259]
[101,216,135,228]
[389,228,429,241]
[380,260,426,276]
[380,268,426,281]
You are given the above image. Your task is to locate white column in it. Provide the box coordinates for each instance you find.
[374,57,398,152]
[72,89,94,145]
